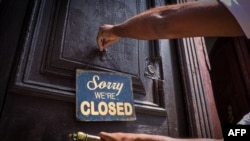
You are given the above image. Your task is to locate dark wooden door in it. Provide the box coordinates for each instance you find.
[0,0,187,140]
[0,0,222,140]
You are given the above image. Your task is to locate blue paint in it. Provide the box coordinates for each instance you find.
[76,69,136,121]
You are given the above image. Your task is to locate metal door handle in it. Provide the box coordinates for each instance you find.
[69,132,102,141]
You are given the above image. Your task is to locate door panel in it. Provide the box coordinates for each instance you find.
[11,0,165,115]
[0,93,169,141]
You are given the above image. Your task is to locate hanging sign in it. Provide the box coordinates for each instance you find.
[76,69,136,121]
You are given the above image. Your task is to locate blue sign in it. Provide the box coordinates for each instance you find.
[76,70,136,121]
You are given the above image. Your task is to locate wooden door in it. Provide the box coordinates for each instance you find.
[0,0,221,140]
[0,0,187,140]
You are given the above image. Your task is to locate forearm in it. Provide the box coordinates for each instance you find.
[99,132,223,141]
[131,133,169,141]
[133,134,223,141]
[112,1,243,39]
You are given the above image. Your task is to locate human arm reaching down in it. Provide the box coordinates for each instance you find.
[96,0,244,51]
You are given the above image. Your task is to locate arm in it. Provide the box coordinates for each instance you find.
[99,132,223,141]
[97,0,244,51]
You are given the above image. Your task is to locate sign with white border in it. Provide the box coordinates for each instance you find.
[76,69,136,121]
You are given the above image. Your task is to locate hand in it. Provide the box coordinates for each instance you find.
[98,132,136,141]
[97,24,120,51]
[98,132,170,141]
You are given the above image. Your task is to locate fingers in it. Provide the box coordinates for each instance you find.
[98,132,115,141]
[102,38,120,49]
[96,24,120,51]
[97,36,105,52]
[97,28,106,51]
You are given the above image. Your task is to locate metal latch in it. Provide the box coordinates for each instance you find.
[144,57,162,80]
[69,132,102,141]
